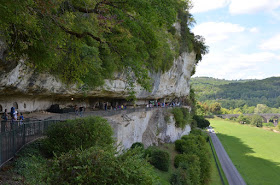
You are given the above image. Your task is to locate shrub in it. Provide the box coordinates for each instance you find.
[172,108,185,128]
[174,133,211,184]
[192,115,210,128]
[174,154,187,168]
[145,146,170,171]
[263,122,275,127]
[175,139,188,153]
[49,146,159,185]
[170,163,191,185]
[172,155,200,185]
[250,114,263,127]
[190,129,209,141]
[131,142,144,150]
[43,116,114,156]
[237,114,251,124]
[172,108,192,129]
[197,148,211,184]
[14,140,48,185]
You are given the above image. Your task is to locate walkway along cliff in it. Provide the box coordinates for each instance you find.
[0,44,197,113]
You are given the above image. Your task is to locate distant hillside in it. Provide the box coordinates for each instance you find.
[191,77,280,108]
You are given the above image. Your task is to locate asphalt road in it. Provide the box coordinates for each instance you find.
[209,127,246,185]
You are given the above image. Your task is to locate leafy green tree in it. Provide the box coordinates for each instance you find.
[237,114,250,124]
[49,147,159,184]
[192,115,210,128]
[210,102,221,114]
[0,0,207,91]
[232,108,242,114]
[43,116,114,156]
[250,114,263,127]
[254,104,270,114]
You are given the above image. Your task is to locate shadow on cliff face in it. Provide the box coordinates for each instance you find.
[216,133,280,185]
[0,38,20,74]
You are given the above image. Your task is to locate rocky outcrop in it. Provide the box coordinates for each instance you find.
[0,40,196,112]
[106,108,191,149]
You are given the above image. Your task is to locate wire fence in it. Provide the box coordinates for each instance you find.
[0,120,58,168]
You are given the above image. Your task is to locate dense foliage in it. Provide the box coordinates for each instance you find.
[145,146,170,172]
[171,107,192,129]
[14,117,162,184]
[49,146,158,185]
[130,142,144,150]
[14,140,48,185]
[192,115,210,128]
[173,130,211,185]
[0,0,207,91]
[191,77,280,109]
[235,114,264,127]
[43,116,114,156]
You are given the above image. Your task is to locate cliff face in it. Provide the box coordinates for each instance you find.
[0,43,196,112]
[107,108,191,149]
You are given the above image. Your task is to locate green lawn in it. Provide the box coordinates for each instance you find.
[210,118,280,185]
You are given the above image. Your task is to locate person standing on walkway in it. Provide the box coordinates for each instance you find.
[75,105,79,115]
[104,102,107,111]
[19,113,24,125]
[79,106,84,117]
[1,109,8,132]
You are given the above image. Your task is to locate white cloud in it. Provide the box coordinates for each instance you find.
[194,51,279,80]
[192,22,245,43]
[232,52,278,63]
[260,34,280,51]
[190,0,230,13]
[249,27,259,33]
[229,0,280,15]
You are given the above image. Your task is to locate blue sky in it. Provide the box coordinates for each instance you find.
[191,0,280,80]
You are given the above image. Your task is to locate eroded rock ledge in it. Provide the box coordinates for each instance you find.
[0,51,196,112]
[107,108,191,149]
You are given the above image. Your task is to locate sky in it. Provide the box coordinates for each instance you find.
[190,0,280,80]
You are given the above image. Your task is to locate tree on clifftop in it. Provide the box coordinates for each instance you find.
[0,0,208,90]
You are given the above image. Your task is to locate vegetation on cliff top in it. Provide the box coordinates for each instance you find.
[0,0,208,90]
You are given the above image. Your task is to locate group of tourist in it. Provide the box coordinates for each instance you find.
[75,105,85,117]
[147,101,181,108]
[1,107,24,131]
[1,107,24,123]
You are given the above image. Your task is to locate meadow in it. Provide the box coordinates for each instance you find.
[210,118,280,185]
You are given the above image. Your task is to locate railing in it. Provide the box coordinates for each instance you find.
[0,120,58,168]
[45,107,173,120]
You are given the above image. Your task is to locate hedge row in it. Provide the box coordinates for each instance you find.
[172,129,211,185]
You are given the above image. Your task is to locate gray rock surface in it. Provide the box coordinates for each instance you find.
[0,49,196,112]
[106,108,191,149]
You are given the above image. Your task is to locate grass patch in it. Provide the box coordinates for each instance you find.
[152,144,177,184]
[210,118,280,185]
[13,139,48,185]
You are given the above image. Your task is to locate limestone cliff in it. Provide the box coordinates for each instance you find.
[106,108,191,149]
[0,49,196,112]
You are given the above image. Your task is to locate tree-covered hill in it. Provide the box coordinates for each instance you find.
[191,77,280,108]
